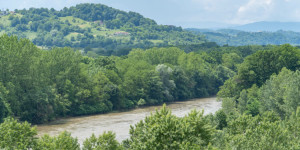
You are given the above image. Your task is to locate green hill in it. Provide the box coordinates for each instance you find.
[0,3,206,55]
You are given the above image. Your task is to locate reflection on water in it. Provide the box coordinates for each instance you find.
[37,97,221,143]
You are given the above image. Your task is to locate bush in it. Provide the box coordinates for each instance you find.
[0,117,37,150]
[83,131,123,150]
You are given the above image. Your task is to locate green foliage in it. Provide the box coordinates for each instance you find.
[260,68,300,118]
[0,104,298,150]
[237,85,260,116]
[155,64,176,101]
[221,98,237,116]
[2,4,206,55]
[0,117,37,150]
[83,131,123,150]
[4,34,298,150]
[215,110,227,130]
[0,35,228,124]
[0,34,58,123]
[1,5,299,149]
[3,33,299,130]
[37,131,80,150]
[284,107,300,148]
[214,44,300,149]
[221,53,242,71]
[0,82,10,122]
[238,44,299,88]
[218,44,300,100]
[218,112,300,150]
[126,104,215,149]
[221,68,300,119]
[217,77,240,99]
[137,98,146,106]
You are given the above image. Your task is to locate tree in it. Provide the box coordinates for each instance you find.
[30,21,39,31]
[218,44,300,99]
[155,64,175,101]
[172,67,194,100]
[222,112,299,150]
[83,131,122,150]
[16,24,28,31]
[11,17,20,27]
[37,131,80,150]
[238,44,300,88]
[0,83,10,122]
[0,118,37,150]
[260,68,300,118]
[221,53,242,71]
[126,104,214,149]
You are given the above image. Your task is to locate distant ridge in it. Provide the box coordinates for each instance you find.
[230,21,300,32]
[186,28,300,46]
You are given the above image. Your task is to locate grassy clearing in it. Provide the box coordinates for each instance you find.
[150,40,164,44]
[0,31,5,36]
[91,28,121,36]
[0,15,11,27]
[59,16,92,28]
[60,16,129,40]
[65,32,81,40]
[23,32,37,40]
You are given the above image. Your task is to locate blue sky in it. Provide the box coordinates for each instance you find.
[1,0,300,28]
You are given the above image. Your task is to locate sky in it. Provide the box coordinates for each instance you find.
[1,0,300,28]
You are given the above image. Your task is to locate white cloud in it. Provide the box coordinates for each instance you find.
[231,0,274,24]
[238,0,273,13]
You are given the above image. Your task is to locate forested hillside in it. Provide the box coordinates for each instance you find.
[0,3,206,55]
[188,28,300,46]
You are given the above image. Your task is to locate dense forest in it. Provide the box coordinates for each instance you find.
[188,28,300,46]
[0,34,245,124]
[0,3,206,55]
[0,34,299,149]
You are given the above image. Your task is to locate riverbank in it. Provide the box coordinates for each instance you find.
[37,97,221,143]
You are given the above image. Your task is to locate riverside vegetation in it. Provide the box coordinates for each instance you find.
[0,34,299,149]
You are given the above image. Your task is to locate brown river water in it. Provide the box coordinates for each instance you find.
[37,97,221,143]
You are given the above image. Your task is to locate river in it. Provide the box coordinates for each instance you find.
[37,97,221,143]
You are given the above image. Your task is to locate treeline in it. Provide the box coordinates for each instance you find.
[0,34,243,124]
[1,3,205,55]
[216,43,300,122]
[210,43,300,149]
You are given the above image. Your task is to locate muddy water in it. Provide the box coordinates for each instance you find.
[37,97,221,143]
